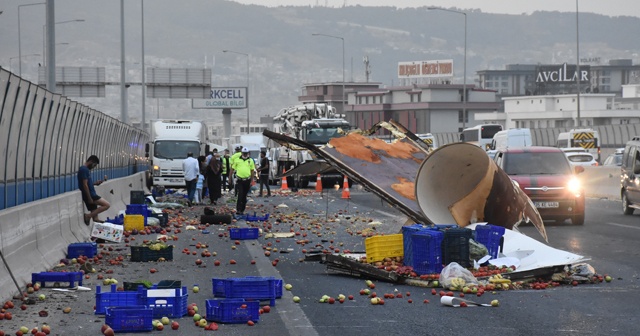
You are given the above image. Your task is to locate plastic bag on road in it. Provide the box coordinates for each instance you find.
[440,262,479,290]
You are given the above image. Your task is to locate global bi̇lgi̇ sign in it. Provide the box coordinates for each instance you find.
[192,87,247,109]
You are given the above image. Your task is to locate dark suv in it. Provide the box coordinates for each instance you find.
[493,146,585,225]
[621,138,640,215]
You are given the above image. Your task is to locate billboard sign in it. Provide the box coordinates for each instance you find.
[192,87,247,109]
[397,59,454,79]
[536,63,590,84]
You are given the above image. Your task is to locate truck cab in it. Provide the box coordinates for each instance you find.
[301,119,350,145]
[145,120,208,192]
[490,128,532,151]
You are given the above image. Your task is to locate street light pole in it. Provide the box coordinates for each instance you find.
[312,33,345,115]
[428,7,467,129]
[141,0,146,131]
[120,0,128,124]
[223,50,250,134]
[18,2,45,77]
[575,0,581,127]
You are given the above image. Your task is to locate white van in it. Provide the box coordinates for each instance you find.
[490,128,532,151]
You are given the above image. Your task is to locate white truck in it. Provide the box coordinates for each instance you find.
[231,133,267,163]
[145,120,209,191]
[269,103,350,187]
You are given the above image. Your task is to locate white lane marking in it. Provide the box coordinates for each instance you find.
[606,222,640,230]
[374,209,398,218]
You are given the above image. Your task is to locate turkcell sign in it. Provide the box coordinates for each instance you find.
[397,59,454,79]
[192,87,247,109]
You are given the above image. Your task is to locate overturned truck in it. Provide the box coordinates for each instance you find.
[264,120,547,241]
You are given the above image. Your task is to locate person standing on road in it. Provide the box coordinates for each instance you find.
[221,149,231,193]
[230,146,243,197]
[182,152,199,206]
[257,151,271,197]
[195,171,204,205]
[229,147,257,215]
[78,155,110,225]
[198,155,208,200]
[206,152,222,205]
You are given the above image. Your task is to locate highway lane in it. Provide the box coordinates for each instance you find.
[1,192,638,335]
[282,193,640,336]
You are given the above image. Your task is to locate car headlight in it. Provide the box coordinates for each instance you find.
[567,177,581,196]
[153,165,160,176]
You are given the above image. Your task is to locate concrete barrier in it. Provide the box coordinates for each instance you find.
[0,172,147,301]
[581,166,621,200]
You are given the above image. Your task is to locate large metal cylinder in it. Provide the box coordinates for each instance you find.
[415,143,547,241]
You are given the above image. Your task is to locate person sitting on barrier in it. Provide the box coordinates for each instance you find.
[78,155,110,225]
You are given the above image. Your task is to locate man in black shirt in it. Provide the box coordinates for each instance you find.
[257,151,271,197]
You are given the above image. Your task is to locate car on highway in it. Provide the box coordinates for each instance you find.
[565,152,598,167]
[493,146,585,225]
[603,148,624,167]
[621,139,640,215]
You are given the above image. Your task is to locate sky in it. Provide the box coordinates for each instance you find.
[232,0,640,18]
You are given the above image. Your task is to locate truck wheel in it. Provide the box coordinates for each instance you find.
[622,192,635,215]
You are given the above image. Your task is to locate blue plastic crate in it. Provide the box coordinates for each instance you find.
[31,272,83,288]
[67,242,97,258]
[245,212,269,222]
[212,276,279,306]
[474,224,506,259]
[229,227,260,240]
[105,306,153,332]
[139,286,189,318]
[442,228,473,268]
[242,276,283,298]
[205,299,260,324]
[106,214,125,225]
[95,284,141,315]
[432,224,459,231]
[126,204,149,225]
[401,224,432,267]
[411,230,444,275]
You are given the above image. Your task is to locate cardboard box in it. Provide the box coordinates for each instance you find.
[91,222,124,243]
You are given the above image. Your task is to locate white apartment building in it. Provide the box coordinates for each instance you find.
[476,85,640,129]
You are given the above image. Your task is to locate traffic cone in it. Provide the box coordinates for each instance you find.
[341,175,350,199]
[280,168,289,190]
[315,174,323,192]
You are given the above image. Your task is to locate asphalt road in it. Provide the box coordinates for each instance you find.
[1,190,638,336]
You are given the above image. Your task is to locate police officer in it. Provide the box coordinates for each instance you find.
[229,147,257,215]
